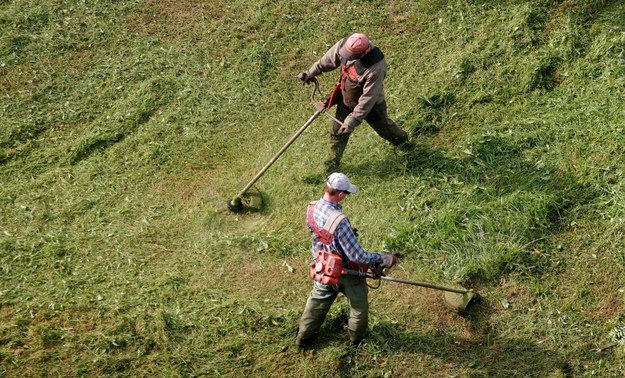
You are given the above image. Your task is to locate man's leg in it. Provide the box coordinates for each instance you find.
[365,100,409,147]
[324,102,352,173]
[340,275,369,345]
[296,281,338,347]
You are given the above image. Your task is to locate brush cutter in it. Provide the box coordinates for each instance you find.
[227,79,341,212]
[346,267,481,313]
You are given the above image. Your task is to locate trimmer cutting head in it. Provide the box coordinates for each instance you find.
[226,189,264,213]
[444,290,482,313]
[225,79,328,213]
[227,198,244,212]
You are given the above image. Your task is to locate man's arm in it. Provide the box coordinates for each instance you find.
[306,40,343,78]
[335,219,384,266]
[351,69,384,121]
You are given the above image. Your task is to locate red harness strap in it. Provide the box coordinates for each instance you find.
[306,202,368,285]
[338,46,385,93]
[306,202,335,245]
[326,82,341,109]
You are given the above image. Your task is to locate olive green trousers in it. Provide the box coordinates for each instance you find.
[296,274,369,346]
[324,100,408,172]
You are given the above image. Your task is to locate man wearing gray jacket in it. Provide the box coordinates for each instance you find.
[298,33,410,172]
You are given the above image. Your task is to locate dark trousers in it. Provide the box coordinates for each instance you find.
[325,100,408,172]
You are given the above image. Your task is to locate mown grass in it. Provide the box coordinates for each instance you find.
[2,0,625,376]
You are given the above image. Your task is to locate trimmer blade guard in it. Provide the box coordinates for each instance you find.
[444,291,481,312]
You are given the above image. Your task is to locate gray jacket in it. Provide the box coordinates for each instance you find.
[305,37,387,129]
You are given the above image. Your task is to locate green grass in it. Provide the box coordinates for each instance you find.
[2,0,625,376]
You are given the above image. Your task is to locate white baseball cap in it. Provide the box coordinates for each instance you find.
[326,172,358,194]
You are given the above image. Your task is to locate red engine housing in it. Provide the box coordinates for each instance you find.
[309,250,345,285]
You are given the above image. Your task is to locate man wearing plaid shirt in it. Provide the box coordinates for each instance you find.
[296,172,397,348]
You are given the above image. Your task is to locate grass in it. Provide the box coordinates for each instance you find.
[2,0,625,376]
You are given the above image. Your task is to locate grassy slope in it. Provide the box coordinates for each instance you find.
[1,0,625,376]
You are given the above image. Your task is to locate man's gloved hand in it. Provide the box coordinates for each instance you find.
[297,72,314,85]
[380,252,398,268]
[338,115,359,135]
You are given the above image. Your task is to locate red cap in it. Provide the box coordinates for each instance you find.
[340,33,370,61]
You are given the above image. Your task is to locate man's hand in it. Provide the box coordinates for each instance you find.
[380,253,398,268]
[297,72,314,85]
[338,115,359,135]
[338,123,354,135]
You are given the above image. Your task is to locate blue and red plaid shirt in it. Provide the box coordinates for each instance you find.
[308,199,384,266]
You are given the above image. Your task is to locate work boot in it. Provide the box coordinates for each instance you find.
[295,335,316,349]
[295,325,318,349]
[350,337,364,347]
[348,329,366,347]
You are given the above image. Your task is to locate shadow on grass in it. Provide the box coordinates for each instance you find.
[350,135,592,205]
[307,302,573,378]
[367,322,572,377]
[347,134,597,282]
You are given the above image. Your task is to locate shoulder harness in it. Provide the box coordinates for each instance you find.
[339,35,385,76]
[306,201,346,245]
[306,201,371,285]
